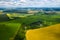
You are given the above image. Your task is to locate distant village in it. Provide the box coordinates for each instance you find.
[0,9,59,15]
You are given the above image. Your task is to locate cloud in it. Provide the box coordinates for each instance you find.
[20,0,27,2]
[0,0,60,7]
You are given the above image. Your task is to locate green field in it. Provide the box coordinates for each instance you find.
[0,11,60,40]
[0,22,21,40]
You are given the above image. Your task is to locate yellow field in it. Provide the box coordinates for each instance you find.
[26,24,60,40]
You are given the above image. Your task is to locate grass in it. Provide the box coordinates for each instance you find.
[0,12,60,40]
[0,22,21,40]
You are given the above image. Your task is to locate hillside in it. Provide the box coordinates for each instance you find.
[0,11,60,40]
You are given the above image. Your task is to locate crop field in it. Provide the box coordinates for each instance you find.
[0,22,21,40]
[0,11,60,40]
[26,24,60,40]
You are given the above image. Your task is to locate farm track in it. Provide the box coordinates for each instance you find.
[14,24,27,40]
[9,26,21,40]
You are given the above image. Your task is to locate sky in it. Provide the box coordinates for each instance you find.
[0,0,60,7]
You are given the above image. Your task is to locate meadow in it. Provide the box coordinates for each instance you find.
[0,11,60,40]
